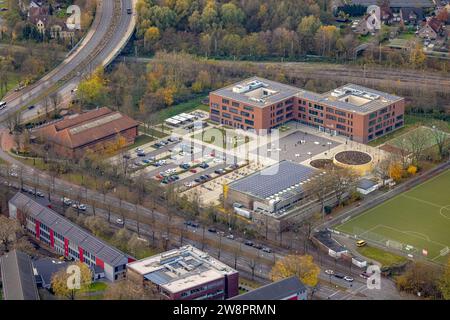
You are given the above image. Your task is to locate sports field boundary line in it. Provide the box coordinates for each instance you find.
[374,224,450,255]
[401,194,447,209]
[339,168,450,227]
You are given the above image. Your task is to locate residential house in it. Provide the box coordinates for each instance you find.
[400,7,425,25]
[418,17,444,39]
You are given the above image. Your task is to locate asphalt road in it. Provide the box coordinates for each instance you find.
[0,0,135,123]
[0,157,408,300]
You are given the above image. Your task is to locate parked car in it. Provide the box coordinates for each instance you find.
[360,272,371,280]
[61,197,72,206]
[179,163,190,170]
[135,148,144,153]
[344,276,354,282]
[116,218,124,225]
[199,162,209,169]
[78,204,87,211]
[325,269,334,275]
[207,228,217,233]
[261,247,272,253]
[123,154,131,159]
[137,151,146,157]
[142,159,151,164]
[189,169,197,173]
[226,234,234,240]
[334,273,345,279]
[194,178,201,183]
[244,240,254,247]
[254,244,263,250]
[36,191,45,198]
[190,222,200,228]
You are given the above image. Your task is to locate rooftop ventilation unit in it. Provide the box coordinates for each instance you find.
[232,84,250,93]
[331,89,347,97]
[249,97,265,103]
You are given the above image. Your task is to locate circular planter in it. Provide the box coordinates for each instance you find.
[333,151,373,175]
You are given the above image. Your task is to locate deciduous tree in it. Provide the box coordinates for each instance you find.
[270,254,320,287]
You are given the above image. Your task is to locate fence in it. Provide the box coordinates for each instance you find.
[352,226,420,257]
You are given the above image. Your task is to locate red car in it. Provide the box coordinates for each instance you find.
[190,169,197,173]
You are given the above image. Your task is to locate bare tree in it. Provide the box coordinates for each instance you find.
[49,92,62,117]
[303,172,335,219]
[329,167,358,206]
[429,122,449,160]
[407,129,429,166]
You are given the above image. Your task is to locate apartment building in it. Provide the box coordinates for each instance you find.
[8,192,132,281]
[209,77,405,144]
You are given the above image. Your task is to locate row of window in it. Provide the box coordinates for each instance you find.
[220,99,254,111]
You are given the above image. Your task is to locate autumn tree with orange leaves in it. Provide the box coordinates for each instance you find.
[270,254,320,287]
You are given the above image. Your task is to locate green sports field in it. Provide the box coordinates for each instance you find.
[337,169,450,264]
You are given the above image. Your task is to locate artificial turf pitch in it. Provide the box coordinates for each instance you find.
[337,169,450,264]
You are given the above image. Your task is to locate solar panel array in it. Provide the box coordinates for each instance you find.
[229,161,317,200]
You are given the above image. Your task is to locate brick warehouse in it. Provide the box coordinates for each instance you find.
[36,107,140,158]
[209,77,405,144]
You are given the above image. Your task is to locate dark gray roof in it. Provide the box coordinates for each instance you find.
[229,276,306,300]
[32,258,68,288]
[400,7,425,20]
[314,230,347,253]
[342,0,434,8]
[9,192,130,267]
[0,250,40,300]
[358,178,378,190]
[228,161,318,200]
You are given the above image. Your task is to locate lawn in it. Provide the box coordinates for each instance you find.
[0,74,20,100]
[191,127,250,149]
[356,245,407,267]
[368,115,449,147]
[127,134,155,150]
[387,126,441,153]
[336,169,450,265]
[154,96,209,121]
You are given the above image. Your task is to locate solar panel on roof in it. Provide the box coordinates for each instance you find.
[229,161,316,200]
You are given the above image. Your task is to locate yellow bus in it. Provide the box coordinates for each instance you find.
[356,240,367,247]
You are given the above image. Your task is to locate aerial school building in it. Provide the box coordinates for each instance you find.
[8,192,131,281]
[209,77,405,144]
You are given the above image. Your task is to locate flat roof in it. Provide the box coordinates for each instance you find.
[211,77,301,107]
[212,77,403,114]
[229,276,306,300]
[358,178,378,190]
[0,250,40,300]
[9,192,130,267]
[228,160,319,201]
[127,245,237,294]
[311,83,404,114]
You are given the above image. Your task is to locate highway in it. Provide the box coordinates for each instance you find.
[0,0,135,123]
